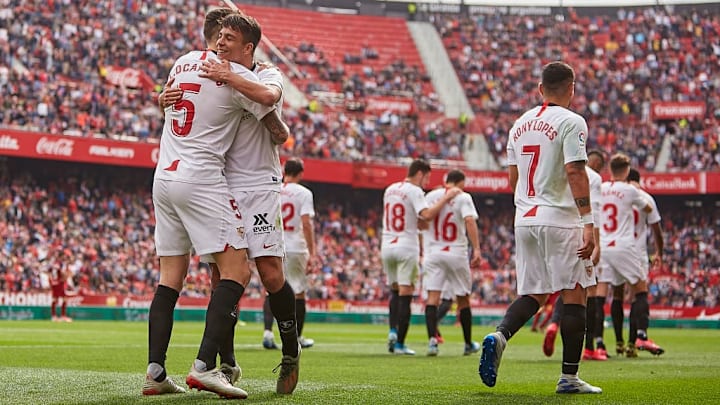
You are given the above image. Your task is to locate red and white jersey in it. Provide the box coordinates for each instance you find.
[633,188,661,258]
[424,188,478,256]
[226,66,284,191]
[587,166,603,227]
[154,51,274,185]
[381,181,429,251]
[507,103,589,228]
[49,266,66,287]
[600,181,648,247]
[281,182,315,254]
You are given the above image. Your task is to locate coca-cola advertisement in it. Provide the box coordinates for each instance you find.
[1,128,719,195]
[101,65,157,92]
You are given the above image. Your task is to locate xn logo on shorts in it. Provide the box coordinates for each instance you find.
[252,213,276,234]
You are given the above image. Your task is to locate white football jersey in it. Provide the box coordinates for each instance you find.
[633,188,661,259]
[381,181,429,251]
[225,66,284,191]
[424,188,478,256]
[155,51,274,184]
[507,103,589,228]
[600,181,648,247]
[281,182,315,254]
[587,166,603,227]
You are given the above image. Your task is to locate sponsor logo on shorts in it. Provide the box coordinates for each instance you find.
[252,213,276,234]
[263,243,276,249]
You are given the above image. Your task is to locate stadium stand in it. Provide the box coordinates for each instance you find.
[1,2,716,168]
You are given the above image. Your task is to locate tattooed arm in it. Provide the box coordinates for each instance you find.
[566,160,594,259]
[260,110,289,145]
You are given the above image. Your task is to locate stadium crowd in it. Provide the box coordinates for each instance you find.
[0,2,717,169]
[433,6,720,171]
[1,161,718,309]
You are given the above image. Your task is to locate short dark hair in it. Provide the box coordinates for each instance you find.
[627,168,641,182]
[203,8,235,43]
[407,159,431,177]
[609,153,631,176]
[220,13,262,53]
[587,149,605,166]
[284,158,304,176]
[445,169,465,184]
[541,61,575,95]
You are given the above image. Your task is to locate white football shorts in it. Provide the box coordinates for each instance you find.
[514,225,596,295]
[201,189,284,263]
[598,245,644,286]
[285,251,310,294]
[381,246,419,287]
[422,254,471,297]
[153,178,247,257]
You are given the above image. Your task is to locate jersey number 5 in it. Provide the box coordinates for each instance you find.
[171,83,202,137]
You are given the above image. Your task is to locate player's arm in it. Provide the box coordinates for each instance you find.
[301,213,316,259]
[418,188,461,221]
[200,59,281,106]
[566,160,594,259]
[509,165,519,193]
[260,110,289,145]
[650,221,664,266]
[465,216,481,268]
[591,226,601,265]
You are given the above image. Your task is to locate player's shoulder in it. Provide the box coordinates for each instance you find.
[257,65,283,81]
[586,167,602,182]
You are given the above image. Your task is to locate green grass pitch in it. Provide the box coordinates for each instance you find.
[1,320,719,404]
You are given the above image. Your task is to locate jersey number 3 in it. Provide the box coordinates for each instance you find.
[171,83,202,137]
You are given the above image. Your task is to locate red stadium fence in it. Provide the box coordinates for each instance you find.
[2,129,719,194]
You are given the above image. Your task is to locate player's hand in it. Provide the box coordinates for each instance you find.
[159,77,183,109]
[417,218,429,231]
[470,251,481,268]
[256,60,278,72]
[445,187,462,199]
[306,254,319,273]
[577,224,594,260]
[199,59,232,83]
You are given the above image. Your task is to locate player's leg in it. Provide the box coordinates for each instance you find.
[285,252,313,348]
[582,285,598,360]
[394,252,419,355]
[610,283,626,354]
[448,255,477,355]
[181,182,250,398]
[382,250,399,352]
[436,284,453,343]
[50,294,58,321]
[630,279,663,355]
[591,281,608,356]
[422,256,443,356]
[480,226,544,387]
[144,255,189,395]
[208,262,242,380]
[262,294,278,349]
[543,292,562,357]
[256,255,301,394]
[144,179,189,395]
[547,226,601,394]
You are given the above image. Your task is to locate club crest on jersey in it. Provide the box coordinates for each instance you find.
[578,131,586,146]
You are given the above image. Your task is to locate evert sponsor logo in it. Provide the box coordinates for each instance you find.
[88,145,135,159]
[252,213,275,233]
[0,135,20,150]
[36,137,74,156]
